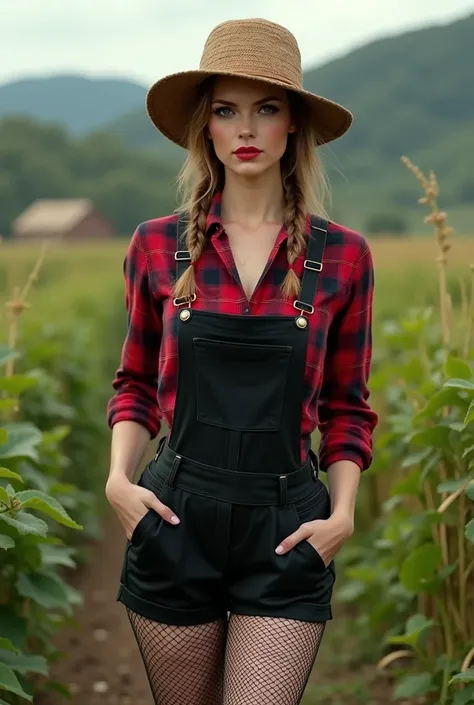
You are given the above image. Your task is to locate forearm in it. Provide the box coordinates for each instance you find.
[326,459,361,527]
[106,226,163,490]
[106,420,152,487]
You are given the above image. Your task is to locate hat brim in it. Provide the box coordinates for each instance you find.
[146,70,353,148]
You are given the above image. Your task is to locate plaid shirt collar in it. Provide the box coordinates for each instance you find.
[205,191,313,247]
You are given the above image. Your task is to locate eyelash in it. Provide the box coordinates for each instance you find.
[212,104,280,117]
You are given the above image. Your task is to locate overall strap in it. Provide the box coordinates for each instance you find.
[175,214,191,282]
[294,215,328,315]
[175,212,327,311]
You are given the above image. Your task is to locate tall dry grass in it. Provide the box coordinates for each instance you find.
[374,157,474,697]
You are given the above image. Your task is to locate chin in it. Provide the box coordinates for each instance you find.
[229,161,270,177]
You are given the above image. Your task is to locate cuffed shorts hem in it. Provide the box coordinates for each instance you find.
[230,602,333,623]
[117,584,226,626]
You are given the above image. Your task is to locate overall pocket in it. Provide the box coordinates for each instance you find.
[130,510,159,546]
[130,464,167,547]
[193,337,292,431]
[290,480,331,571]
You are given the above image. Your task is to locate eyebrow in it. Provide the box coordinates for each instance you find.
[211,96,283,106]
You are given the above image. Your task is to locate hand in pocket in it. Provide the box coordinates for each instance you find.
[275,516,353,567]
[105,478,180,540]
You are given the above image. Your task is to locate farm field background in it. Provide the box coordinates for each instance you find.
[2,5,474,701]
[3,233,474,325]
[2,228,474,704]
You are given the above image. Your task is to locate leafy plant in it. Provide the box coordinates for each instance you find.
[339,158,474,704]
[0,244,83,703]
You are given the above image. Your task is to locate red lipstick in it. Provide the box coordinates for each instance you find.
[234,146,262,161]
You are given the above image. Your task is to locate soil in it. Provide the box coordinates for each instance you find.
[35,507,396,705]
[35,508,151,705]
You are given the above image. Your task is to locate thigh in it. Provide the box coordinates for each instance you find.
[223,614,326,705]
[128,610,227,705]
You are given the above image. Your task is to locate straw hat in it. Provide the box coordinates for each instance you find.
[146,18,353,148]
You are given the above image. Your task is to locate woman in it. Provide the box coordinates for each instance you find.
[105,17,378,705]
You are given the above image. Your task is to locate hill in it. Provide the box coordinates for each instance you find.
[0,75,146,135]
[304,12,474,205]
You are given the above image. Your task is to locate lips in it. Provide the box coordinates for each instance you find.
[234,147,262,154]
[234,146,263,161]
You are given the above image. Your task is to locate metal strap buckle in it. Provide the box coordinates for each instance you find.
[173,293,196,307]
[293,300,314,315]
[304,259,323,272]
[174,250,191,261]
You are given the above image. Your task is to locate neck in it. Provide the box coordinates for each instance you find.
[220,167,285,229]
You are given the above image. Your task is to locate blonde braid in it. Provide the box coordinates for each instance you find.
[281,173,307,300]
[173,178,214,300]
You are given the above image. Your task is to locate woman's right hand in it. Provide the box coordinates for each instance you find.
[105,477,180,541]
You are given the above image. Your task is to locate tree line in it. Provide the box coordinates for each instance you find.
[1,115,472,239]
[0,117,177,238]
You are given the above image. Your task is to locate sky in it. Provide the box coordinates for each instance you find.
[1,0,473,87]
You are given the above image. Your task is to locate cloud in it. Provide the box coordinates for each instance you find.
[0,0,472,85]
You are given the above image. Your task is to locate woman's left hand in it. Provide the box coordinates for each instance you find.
[275,514,354,567]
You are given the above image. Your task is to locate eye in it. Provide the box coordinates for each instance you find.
[259,104,280,114]
[213,106,234,117]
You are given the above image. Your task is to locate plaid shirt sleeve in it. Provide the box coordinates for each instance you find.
[106,224,163,438]
[317,242,378,472]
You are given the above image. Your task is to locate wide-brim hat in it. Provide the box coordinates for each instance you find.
[146,18,353,149]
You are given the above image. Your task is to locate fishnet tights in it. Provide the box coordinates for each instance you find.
[127,609,226,704]
[224,615,325,704]
[127,610,325,705]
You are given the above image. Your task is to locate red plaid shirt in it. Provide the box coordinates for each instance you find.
[107,192,378,471]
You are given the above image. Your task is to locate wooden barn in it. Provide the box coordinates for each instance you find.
[12,199,115,243]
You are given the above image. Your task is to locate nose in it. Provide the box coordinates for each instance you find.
[238,118,255,140]
[238,126,255,140]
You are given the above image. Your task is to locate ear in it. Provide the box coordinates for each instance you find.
[288,123,296,134]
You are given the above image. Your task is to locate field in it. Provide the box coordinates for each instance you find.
[3,234,474,321]
[2,232,474,705]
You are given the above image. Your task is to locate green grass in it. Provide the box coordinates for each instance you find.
[2,235,473,324]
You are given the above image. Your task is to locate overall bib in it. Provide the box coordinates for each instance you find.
[117,216,336,626]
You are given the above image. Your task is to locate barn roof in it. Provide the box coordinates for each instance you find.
[13,199,95,236]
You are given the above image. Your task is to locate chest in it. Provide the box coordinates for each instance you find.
[225,223,281,300]
[153,233,350,364]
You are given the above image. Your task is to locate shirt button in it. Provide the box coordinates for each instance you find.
[244,307,251,314]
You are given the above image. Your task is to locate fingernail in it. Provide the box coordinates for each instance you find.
[275,545,284,554]
[171,515,180,524]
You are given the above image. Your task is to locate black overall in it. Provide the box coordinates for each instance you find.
[117,216,336,626]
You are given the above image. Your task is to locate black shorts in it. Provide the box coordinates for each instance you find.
[117,444,336,625]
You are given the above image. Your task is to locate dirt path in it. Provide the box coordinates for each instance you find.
[38,509,152,705]
[37,508,393,705]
